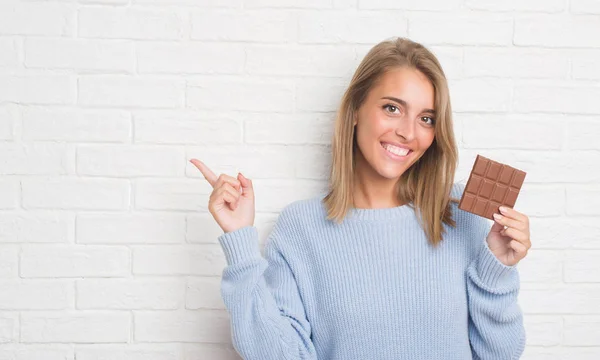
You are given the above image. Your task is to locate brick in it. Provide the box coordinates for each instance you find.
[449,78,512,112]
[191,9,296,42]
[134,111,242,145]
[0,3,74,36]
[514,81,600,114]
[136,0,242,6]
[185,277,224,310]
[21,311,130,343]
[0,312,18,343]
[461,113,564,150]
[182,344,240,360]
[134,179,208,211]
[244,113,333,145]
[77,213,185,244]
[79,7,184,40]
[0,179,19,209]
[567,115,600,150]
[23,107,131,142]
[517,250,562,283]
[527,217,600,250]
[22,178,130,210]
[465,0,564,12]
[0,212,73,244]
[0,105,16,141]
[0,143,68,175]
[571,0,600,14]
[187,77,294,112]
[523,315,562,346]
[572,50,600,80]
[0,38,19,68]
[132,245,225,276]
[565,250,600,282]
[295,79,348,111]
[76,344,180,360]
[79,75,184,109]
[185,144,297,180]
[0,75,75,105]
[134,310,230,342]
[246,44,356,77]
[246,0,332,8]
[0,246,18,278]
[567,186,600,216]
[298,11,407,44]
[0,345,72,359]
[520,283,600,314]
[21,245,130,278]
[463,47,569,79]
[0,280,73,310]
[77,279,183,309]
[186,214,225,244]
[515,14,600,48]
[25,38,134,72]
[563,315,600,345]
[77,145,185,177]
[409,13,512,45]
[137,42,244,74]
[358,0,460,10]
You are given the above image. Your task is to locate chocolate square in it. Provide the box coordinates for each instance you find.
[458,154,527,220]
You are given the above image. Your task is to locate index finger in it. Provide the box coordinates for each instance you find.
[190,159,217,187]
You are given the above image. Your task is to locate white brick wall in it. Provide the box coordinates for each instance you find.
[0,0,599,358]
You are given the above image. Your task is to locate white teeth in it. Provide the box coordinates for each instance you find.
[382,143,410,156]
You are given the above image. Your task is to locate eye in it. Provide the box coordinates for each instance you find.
[383,104,400,114]
[422,116,436,126]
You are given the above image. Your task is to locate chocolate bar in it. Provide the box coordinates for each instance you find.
[458,154,526,220]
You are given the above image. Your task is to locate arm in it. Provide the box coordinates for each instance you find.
[466,219,527,360]
[217,208,317,360]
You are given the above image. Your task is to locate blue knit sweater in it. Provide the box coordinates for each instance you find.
[217,182,526,360]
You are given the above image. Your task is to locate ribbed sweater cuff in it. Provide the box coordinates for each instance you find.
[475,241,517,289]
[218,225,262,266]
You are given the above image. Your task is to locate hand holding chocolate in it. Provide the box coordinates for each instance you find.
[458,154,527,221]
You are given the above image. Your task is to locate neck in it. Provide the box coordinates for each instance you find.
[353,152,403,209]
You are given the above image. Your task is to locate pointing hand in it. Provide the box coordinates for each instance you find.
[190,159,255,234]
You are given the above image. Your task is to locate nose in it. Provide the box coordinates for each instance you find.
[394,116,416,142]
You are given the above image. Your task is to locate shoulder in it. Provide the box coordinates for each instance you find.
[270,193,327,241]
[278,192,328,223]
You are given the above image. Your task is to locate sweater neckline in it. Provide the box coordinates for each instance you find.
[347,202,415,221]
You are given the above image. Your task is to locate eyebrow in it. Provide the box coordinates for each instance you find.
[381,96,436,115]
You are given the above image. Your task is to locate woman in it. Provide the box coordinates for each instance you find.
[191,37,530,360]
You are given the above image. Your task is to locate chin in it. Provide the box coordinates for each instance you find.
[373,160,407,180]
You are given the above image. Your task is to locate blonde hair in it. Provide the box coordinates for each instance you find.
[323,37,460,247]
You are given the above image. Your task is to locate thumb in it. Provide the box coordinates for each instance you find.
[238,172,253,195]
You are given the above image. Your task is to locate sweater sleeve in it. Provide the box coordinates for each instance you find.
[466,219,527,360]
[217,210,317,360]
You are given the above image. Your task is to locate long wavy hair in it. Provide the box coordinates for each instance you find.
[323,37,460,247]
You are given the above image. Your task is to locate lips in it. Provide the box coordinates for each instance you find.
[381,142,412,156]
[381,142,412,161]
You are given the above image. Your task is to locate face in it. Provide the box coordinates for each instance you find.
[353,66,436,181]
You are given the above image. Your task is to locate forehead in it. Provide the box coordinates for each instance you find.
[371,67,435,107]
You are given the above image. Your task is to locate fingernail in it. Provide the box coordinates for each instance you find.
[499,206,507,213]
[493,213,502,219]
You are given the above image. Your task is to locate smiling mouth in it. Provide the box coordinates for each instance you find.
[381,142,413,158]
